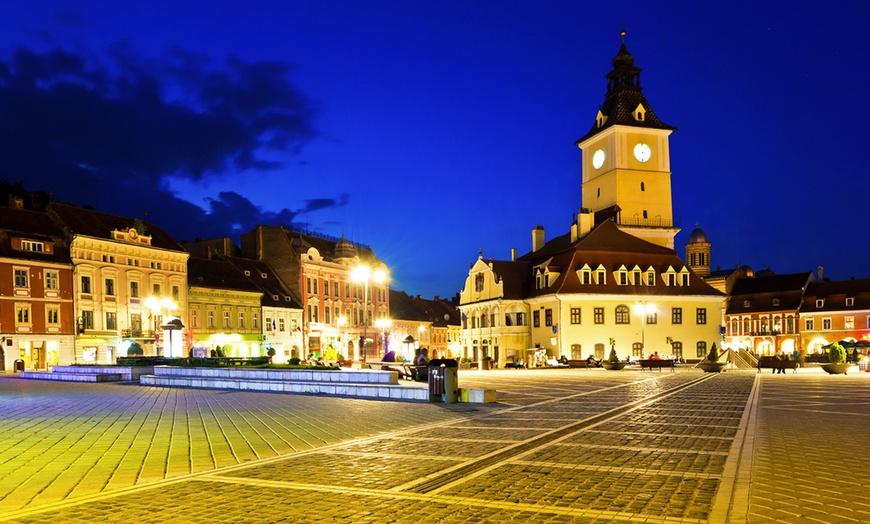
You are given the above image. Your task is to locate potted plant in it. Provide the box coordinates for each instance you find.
[820,342,851,375]
[601,347,626,370]
[481,355,493,370]
[698,342,727,373]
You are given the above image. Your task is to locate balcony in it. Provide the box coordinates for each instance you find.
[617,216,678,229]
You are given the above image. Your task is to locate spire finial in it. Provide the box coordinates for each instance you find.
[695,221,700,228]
[621,28,626,43]
[478,247,483,258]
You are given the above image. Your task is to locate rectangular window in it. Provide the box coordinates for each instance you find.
[153,283,161,295]
[324,281,329,296]
[805,318,814,330]
[545,309,552,327]
[594,307,604,324]
[106,312,117,330]
[14,268,29,288]
[845,317,854,329]
[334,282,339,297]
[668,274,676,286]
[646,312,657,325]
[696,308,707,324]
[192,309,199,328]
[130,281,139,298]
[81,310,94,329]
[533,310,540,328]
[21,240,45,252]
[597,270,606,285]
[16,305,31,323]
[105,278,115,296]
[619,272,627,285]
[45,271,58,290]
[647,271,655,285]
[581,271,591,285]
[822,318,832,330]
[672,307,682,324]
[846,297,855,306]
[81,275,91,294]
[47,307,59,325]
[238,312,246,329]
[208,311,215,328]
[223,311,231,328]
[697,341,707,358]
[325,307,331,324]
[279,318,286,332]
[252,312,259,330]
[570,307,581,325]
[172,286,180,301]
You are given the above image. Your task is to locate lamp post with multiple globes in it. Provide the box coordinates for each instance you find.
[351,265,387,363]
[634,301,656,358]
[145,296,177,356]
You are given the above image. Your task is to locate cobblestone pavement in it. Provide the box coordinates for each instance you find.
[1,367,867,523]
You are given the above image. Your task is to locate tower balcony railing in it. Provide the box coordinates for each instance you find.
[617,216,679,228]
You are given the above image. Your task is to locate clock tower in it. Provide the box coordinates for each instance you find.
[575,31,679,248]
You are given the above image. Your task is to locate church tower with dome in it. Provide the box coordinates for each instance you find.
[685,225,711,277]
[574,30,680,249]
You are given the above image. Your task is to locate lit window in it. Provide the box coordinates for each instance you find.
[615,305,630,324]
[14,268,28,288]
[845,317,854,329]
[21,240,45,252]
[570,308,581,325]
[594,307,604,324]
[47,307,59,325]
[45,271,58,290]
[16,305,31,324]
[696,308,707,324]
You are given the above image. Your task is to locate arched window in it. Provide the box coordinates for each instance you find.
[615,305,630,324]
[640,182,645,191]
[696,341,707,358]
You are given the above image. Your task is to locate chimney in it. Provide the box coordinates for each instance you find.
[817,265,824,282]
[571,208,594,242]
[511,248,517,261]
[532,225,545,252]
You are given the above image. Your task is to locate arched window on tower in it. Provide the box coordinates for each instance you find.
[640,182,645,192]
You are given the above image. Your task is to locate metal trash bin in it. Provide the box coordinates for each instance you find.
[13,359,24,372]
[428,358,458,403]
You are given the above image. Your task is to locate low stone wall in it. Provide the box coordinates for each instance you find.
[51,365,154,381]
[19,371,123,382]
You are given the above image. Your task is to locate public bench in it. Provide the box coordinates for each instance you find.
[567,360,589,368]
[367,361,428,381]
[639,359,676,371]
[757,357,798,373]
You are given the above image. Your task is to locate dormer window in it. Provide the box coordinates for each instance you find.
[680,271,689,286]
[633,270,641,285]
[816,299,825,308]
[846,297,855,306]
[744,300,751,308]
[772,298,780,307]
[633,103,646,121]
[596,268,606,285]
[646,269,655,286]
[20,240,45,253]
[596,110,608,128]
[619,271,628,285]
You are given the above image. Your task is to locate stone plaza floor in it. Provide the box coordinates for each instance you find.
[0,366,868,523]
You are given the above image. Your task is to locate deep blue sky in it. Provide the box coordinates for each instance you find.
[2,2,869,298]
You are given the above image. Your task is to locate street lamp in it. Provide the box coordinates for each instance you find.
[634,301,656,358]
[146,296,177,356]
[351,265,387,363]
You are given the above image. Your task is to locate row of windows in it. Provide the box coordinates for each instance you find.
[574,267,691,287]
[465,312,528,329]
[14,269,60,290]
[461,306,706,329]
[570,341,710,359]
[79,276,180,301]
[803,316,870,331]
[306,277,387,302]
[189,309,261,330]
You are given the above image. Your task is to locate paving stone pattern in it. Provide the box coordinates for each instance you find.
[5,368,870,523]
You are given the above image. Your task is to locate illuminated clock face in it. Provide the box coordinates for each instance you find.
[592,149,606,169]
[634,143,652,162]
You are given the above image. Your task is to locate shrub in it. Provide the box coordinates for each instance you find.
[706,342,720,362]
[827,342,847,364]
[608,347,619,363]
[288,357,302,366]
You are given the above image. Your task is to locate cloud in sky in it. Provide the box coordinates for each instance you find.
[0,40,346,241]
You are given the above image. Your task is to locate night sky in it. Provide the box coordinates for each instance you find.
[2,2,868,299]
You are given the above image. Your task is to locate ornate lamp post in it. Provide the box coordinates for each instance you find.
[634,301,656,358]
[351,266,387,363]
